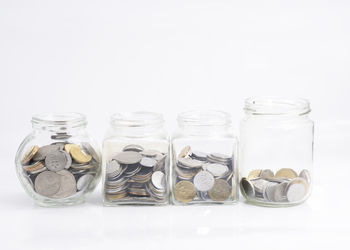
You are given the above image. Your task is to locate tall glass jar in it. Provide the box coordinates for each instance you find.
[171,110,238,205]
[239,97,314,207]
[15,113,101,207]
[102,111,169,205]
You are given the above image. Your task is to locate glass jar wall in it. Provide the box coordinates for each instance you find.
[102,112,169,205]
[171,110,238,205]
[15,113,101,207]
[239,97,314,207]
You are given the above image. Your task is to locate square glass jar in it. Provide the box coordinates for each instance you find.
[171,110,238,205]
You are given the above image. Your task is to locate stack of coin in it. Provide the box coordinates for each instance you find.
[240,168,311,203]
[104,144,168,203]
[20,141,100,199]
[173,145,234,203]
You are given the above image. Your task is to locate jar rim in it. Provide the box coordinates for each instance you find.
[177,110,232,126]
[111,111,164,127]
[31,112,87,127]
[244,97,311,115]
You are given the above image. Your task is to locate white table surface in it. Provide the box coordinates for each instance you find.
[1,123,349,250]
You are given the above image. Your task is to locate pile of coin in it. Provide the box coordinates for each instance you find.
[240,168,311,203]
[104,144,168,203]
[173,146,234,203]
[20,141,100,199]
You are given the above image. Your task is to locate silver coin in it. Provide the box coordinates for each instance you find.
[33,144,61,161]
[123,144,144,152]
[251,178,270,193]
[209,153,231,161]
[299,169,311,184]
[106,160,121,174]
[206,163,229,178]
[34,171,61,197]
[140,149,160,157]
[193,171,215,192]
[113,151,142,164]
[260,169,274,178]
[240,177,255,198]
[191,151,207,160]
[178,158,204,169]
[151,171,165,190]
[45,150,71,172]
[77,174,93,191]
[51,170,77,199]
[140,157,158,168]
[51,133,71,140]
[285,178,308,202]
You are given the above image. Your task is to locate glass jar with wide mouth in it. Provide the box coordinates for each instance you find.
[102,111,169,205]
[171,110,238,205]
[15,113,101,207]
[239,97,314,207]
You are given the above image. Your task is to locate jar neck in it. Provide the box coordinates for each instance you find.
[177,110,232,136]
[110,111,165,137]
[244,97,311,116]
[31,112,87,133]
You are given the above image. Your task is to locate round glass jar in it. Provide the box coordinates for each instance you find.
[171,110,238,205]
[102,111,169,205]
[15,113,101,207]
[239,97,314,207]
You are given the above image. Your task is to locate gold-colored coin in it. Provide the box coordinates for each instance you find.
[178,146,191,158]
[69,145,92,164]
[64,143,77,153]
[275,168,298,179]
[174,180,196,203]
[21,145,39,165]
[208,179,231,201]
[247,169,262,180]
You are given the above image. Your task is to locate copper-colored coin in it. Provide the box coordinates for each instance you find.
[174,180,196,203]
[275,168,298,179]
[247,169,262,180]
[69,145,92,164]
[21,145,39,165]
[208,179,231,201]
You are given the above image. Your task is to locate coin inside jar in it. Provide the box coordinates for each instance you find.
[206,163,229,178]
[70,145,92,164]
[174,180,196,203]
[34,171,61,197]
[208,179,231,201]
[285,177,308,202]
[113,151,142,165]
[151,171,165,190]
[33,144,62,161]
[275,168,298,179]
[193,171,215,192]
[21,145,39,165]
[45,150,72,172]
[51,170,77,199]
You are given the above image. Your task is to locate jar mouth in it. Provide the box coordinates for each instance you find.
[31,112,87,128]
[244,97,311,115]
[111,111,164,127]
[177,110,232,126]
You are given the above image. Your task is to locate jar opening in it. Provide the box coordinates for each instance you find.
[111,111,164,128]
[177,110,231,127]
[31,112,87,128]
[244,97,311,115]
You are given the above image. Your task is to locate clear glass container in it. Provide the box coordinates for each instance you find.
[15,113,101,207]
[171,110,238,205]
[102,111,169,205]
[239,97,314,207]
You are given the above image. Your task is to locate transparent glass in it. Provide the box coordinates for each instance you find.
[102,111,169,205]
[171,110,238,205]
[15,113,101,207]
[239,97,314,207]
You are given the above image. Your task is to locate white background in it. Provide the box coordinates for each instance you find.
[1,1,349,249]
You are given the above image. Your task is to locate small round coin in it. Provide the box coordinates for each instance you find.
[178,158,204,169]
[285,177,308,202]
[299,169,311,184]
[260,169,274,178]
[70,145,92,164]
[33,144,61,161]
[275,168,298,179]
[77,174,93,191]
[206,163,229,178]
[113,151,142,164]
[140,157,158,168]
[45,150,71,172]
[123,144,144,152]
[178,146,191,158]
[208,179,231,201]
[34,171,61,197]
[152,171,165,190]
[193,171,215,192]
[247,169,262,180]
[174,181,196,203]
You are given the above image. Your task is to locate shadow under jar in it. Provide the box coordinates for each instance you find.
[171,110,238,205]
[239,97,314,207]
[15,113,101,207]
[102,112,169,205]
